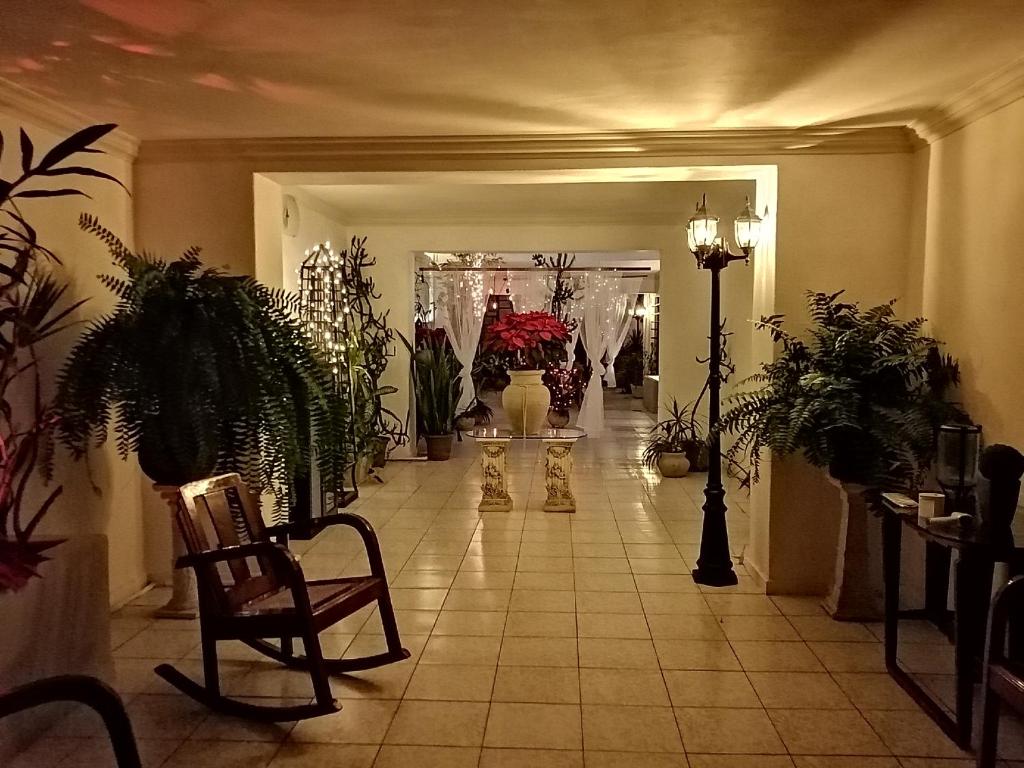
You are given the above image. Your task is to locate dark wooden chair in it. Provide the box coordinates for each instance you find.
[154,473,410,722]
[978,575,1024,767]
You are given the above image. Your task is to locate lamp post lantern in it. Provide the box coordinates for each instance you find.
[687,195,763,587]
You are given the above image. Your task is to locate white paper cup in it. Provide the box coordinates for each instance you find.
[918,492,945,523]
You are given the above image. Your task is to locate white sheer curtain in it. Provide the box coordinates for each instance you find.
[577,273,630,436]
[560,277,584,369]
[435,270,491,413]
[508,272,550,313]
[603,294,636,388]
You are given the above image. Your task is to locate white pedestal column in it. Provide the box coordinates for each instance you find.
[478,438,513,512]
[152,483,197,620]
[543,439,577,513]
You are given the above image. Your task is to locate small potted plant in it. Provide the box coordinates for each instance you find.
[483,311,569,435]
[643,399,706,477]
[455,398,493,432]
[544,366,577,428]
[413,328,463,460]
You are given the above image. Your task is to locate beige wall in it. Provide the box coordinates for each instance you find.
[0,109,144,607]
[919,97,1024,447]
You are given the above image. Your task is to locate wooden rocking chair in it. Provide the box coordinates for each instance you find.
[154,473,410,721]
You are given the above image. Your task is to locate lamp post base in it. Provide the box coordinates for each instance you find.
[692,564,739,587]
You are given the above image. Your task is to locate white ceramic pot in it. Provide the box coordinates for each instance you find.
[502,370,550,435]
[657,452,690,478]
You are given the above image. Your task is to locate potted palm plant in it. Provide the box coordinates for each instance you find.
[484,311,569,435]
[643,399,707,477]
[719,290,965,618]
[413,328,463,460]
[56,218,350,517]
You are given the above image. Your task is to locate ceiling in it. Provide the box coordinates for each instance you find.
[423,250,661,272]
[1,1,1023,139]
[298,179,754,225]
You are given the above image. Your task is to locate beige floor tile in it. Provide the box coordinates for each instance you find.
[113,628,199,660]
[504,611,578,637]
[577,613,651,639]
[580,668,670,705]
[500,636,579,667]
[831,672,918,709]
[731,641,825,672]
[861,709,968,758]
[517,556,574,572]
[420,635,502,665]
[704,595,781,616]
[654,639,741,670]
[586,751,690,767]
[443,589,511,611]
[646,614,726,641]
[574,544,627,558]
[640,593,711,615]
[577,591,644,614]
[788,615,878,642]
[163,740,280,768]
[485,702,583,749]
[769,597,828,617]
[121,694,210,739]
[492,666,581,703]
[462,555,519,572]
[510,589,576,612]
[389,589,449,611]
[578,637,660,669]
[431,610,506,636]
[451,571,516,590]
[514,571,575,590]
[268,743,379,767]
[662,670,760,708]
[629,558,691,575]
[808,641,886,672]
[748,671,853,709]
[364,610,437,636]
[573,558,632,574]
[688,756,794,768]
[633,575,700,593]
[573,573,637,592]
[290,699,399,744]
[331,659,417,700]
[384,700,489,746]
[583,705,684,753]
[790,758,899,767]
[373,745,480,768]
[896,759,972,767]
[718,616,801,642]
[480,748,584,767]
[404,663,497,701]
[675,707,785,754]
[768,709,889,755]
[391,570,457,589]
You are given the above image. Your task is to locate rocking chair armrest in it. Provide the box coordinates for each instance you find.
[321,513,387,577]
[176,542,303,584]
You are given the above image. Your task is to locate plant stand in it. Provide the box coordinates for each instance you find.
[543,438,577,513]
[823,479,884,620]
[153,484,197,620]
[476,435,513,512]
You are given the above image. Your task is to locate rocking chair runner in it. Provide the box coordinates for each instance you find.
[155,473,410,722]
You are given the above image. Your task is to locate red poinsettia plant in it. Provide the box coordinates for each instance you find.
[484,311,570,371]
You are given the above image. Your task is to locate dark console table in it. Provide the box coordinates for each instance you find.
[879,498,1024,749]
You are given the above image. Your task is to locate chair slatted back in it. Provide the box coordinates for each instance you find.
[176,474,281,611]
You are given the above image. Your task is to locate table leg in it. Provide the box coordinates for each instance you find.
[153,484,197,620]
[953,550,993,747]
[478,438,513,512]
[925,540,952,633]
[882,509,902,668]
[543,439,575,513]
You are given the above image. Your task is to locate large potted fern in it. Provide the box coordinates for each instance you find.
[57,217,349,514]
[720,291,964,619]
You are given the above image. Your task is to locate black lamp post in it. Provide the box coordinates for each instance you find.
[687,195,763,587]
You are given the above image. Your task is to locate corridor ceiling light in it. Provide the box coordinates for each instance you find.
[633,305,647,318]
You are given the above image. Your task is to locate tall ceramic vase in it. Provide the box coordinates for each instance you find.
[822,479,884,621]
[502,370,550,436]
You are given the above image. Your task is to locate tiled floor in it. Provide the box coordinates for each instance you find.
[11,394,1021,766]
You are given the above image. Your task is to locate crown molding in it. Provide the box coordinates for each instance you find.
[911,56,1024,144]
[0,77,139,158]
[138,126,918,166]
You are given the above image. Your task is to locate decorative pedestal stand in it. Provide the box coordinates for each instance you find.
[153,484,197,620]
[469,431,513,512]
[543,439,577,513]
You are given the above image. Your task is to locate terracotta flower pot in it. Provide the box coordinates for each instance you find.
[657,452,690,478]
[425,434,453,461]
[502,370,550,436]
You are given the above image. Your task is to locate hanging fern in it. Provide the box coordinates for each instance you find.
[719,290,967,490]
[57,216,350,519]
